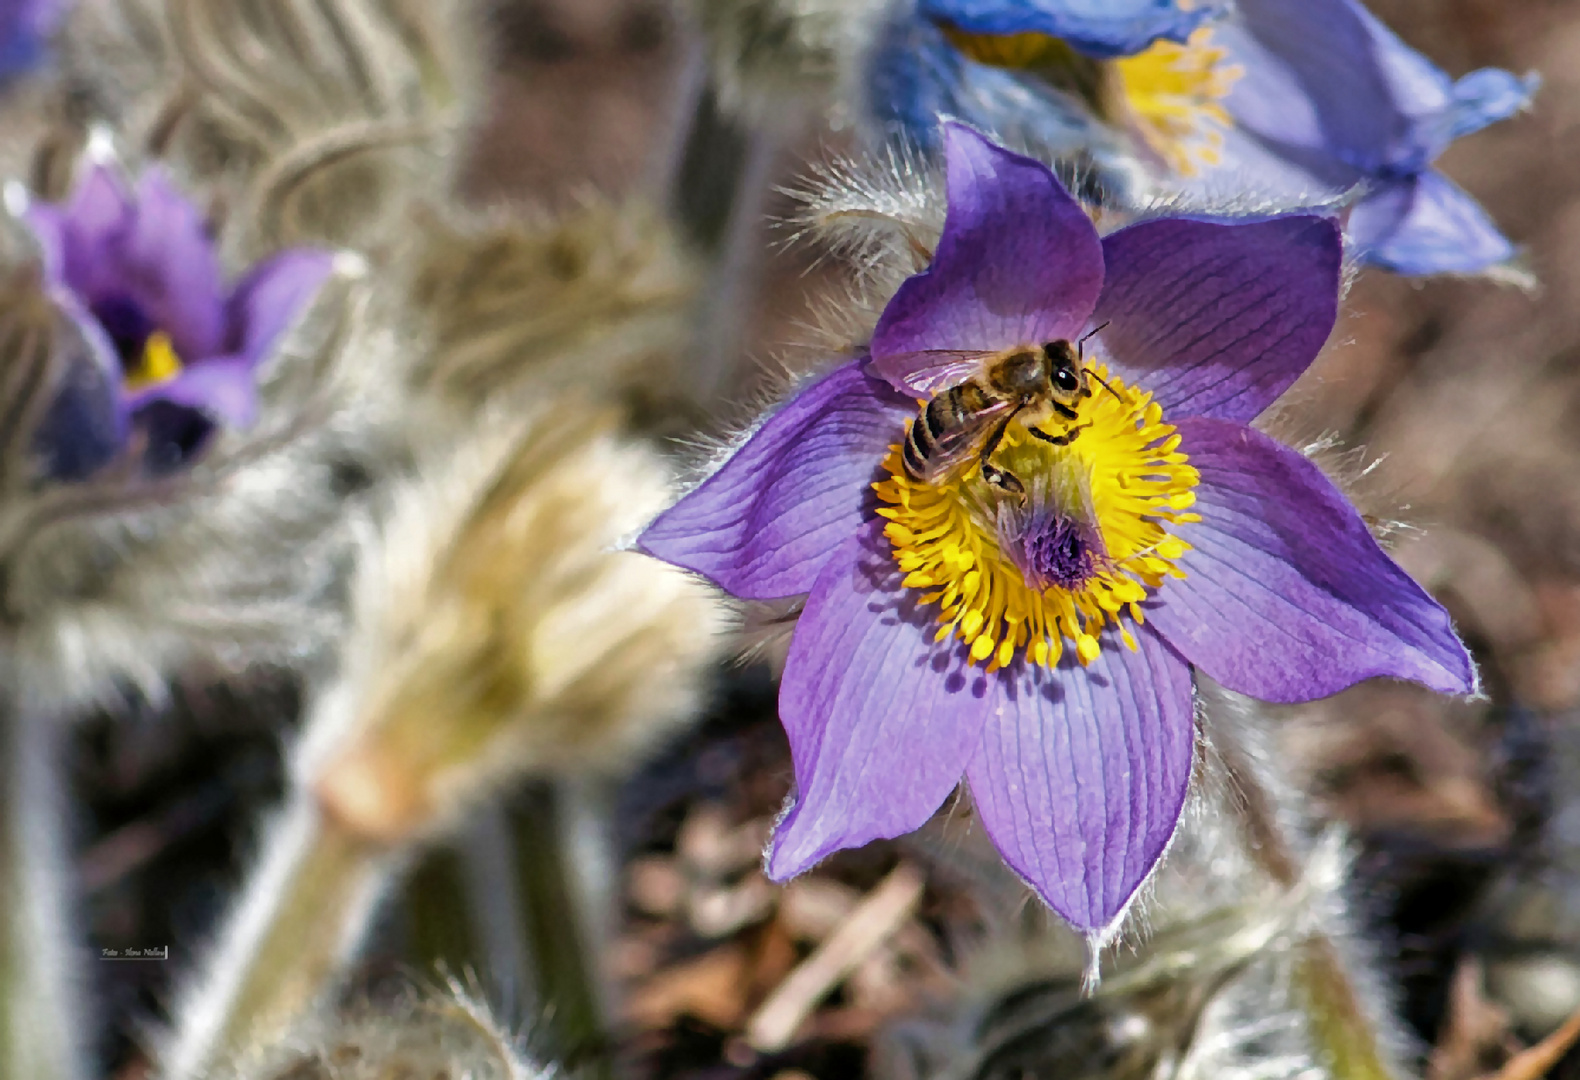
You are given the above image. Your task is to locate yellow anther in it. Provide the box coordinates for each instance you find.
[124,330,183,391]
[1112,28,1244,177]
[1076,635,1101,666]
[876,363,1196,670]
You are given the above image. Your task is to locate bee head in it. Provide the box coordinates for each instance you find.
[1042,340,1083,398]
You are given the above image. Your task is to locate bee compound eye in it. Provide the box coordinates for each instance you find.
[1054,368,1080,392]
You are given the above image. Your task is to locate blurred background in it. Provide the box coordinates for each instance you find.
[70,0,1580,1077]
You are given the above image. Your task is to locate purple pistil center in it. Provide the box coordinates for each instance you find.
[1016,515,1103,592]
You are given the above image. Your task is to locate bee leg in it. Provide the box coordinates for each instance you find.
[1030,422,1089,447]
[981,461,1026,500]
[979,414,1026,502]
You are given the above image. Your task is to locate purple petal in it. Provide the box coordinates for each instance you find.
[964,624,1194,932]
[1222,0,1430,169]
[1090,215,1342,423]
[638,360,912,600]
[32,301,129,480]
[124,355,258,428]
[1349,172,1515,276]
[869,123,1103,395]
[51,164,134,303]
[227,248,336,364]
[1440,69,1537,144]
[119,168,226,360]
[1146,418,1475,701]
[766,521,998,879]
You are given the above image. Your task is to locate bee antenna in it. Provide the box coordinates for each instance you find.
[1076,321,1111,358]
[1087,368,1124,403]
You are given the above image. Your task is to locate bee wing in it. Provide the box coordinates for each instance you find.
[912,397,1018,484]
[874,349,997,397]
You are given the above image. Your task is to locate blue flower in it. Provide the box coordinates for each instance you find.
[0,0,69,79]
[864,0,1536,276]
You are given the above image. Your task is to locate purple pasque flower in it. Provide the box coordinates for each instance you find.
[639,124,1474,932]
[26,163,334,477]
[870,0,1534,276]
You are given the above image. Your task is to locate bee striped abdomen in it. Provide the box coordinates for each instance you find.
[904,387,985,482]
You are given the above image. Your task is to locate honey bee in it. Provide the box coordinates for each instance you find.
[900,332,1115,499]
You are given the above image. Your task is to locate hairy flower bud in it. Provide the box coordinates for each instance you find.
[212,983,552,1080]
[310,400,728,846]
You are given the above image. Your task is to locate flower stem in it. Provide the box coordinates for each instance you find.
[1217,724,1401,1080]
[511,781,615,1080]
[0,702,85,1080]
[160,794,396,1080]
[656,56,784,407]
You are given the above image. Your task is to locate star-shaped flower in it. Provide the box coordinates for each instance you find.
[639,124,1474,932]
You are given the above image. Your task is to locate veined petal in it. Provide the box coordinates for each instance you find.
[1091,215,1341,423]
[227,248,336,364]
[121,168,226,360]
[767,522,998,879]
[1350,172,1515,276]
[1146,418,1475,701]
[964,623,1194,932]
[917,0,1216,60]
[638,361,912,600]
[869,123,1103,395]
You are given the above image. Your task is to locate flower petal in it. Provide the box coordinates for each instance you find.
[865,11,1126,167]
[917,0,1215,59]
[766,521,998,879]
[1221,0,1427,169]
[120,168,226,359]
[125,355,258,429]
[1091,215,1341,423]
[32,305,128,481]
[1440,69,1536,143]
[1146,417,1475,701]
[49,164,134,304]
[869,123,1103,395]
[964,623,1194,932]
[1349,172,1515,277]
[227,248,336,364]
[638,361,912,600]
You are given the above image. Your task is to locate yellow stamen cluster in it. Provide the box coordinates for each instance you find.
[873,365,1201,671]
[123,330,184,390]
[939,22,1244,179]
[1113,29,1244,176]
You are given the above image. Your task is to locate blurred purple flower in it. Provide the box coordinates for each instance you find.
[869,0,1535,276]
[0,0,70,77]
[639,125,1474,932]
[27,164,334,477]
